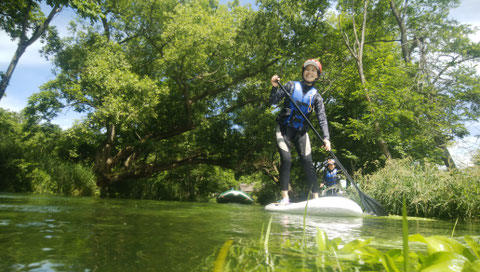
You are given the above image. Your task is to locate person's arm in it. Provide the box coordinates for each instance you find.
[320,171,325,189]
[313,93,331,150]
[269,76,294,105]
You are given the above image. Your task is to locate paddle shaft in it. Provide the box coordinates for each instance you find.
[275,81,384,214]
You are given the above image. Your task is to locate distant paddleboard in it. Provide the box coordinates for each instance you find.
[217,189,254,204]
[265,197,363,217]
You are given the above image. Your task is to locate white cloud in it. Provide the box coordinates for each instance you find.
[449,0,480,26]
[0,32,51,68]
[0,95,27,113]
[0,32,17,65]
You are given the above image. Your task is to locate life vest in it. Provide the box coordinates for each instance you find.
[324,168,338,187]
[283,81,317,131]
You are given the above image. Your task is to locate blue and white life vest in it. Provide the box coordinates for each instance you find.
[325,168,338,187]
[283,81,317,131]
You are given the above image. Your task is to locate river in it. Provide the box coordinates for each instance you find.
[1,193,478,271]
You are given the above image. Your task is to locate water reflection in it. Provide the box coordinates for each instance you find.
[271,213,363,242]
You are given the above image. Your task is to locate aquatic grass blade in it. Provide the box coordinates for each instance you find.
[316,228,328,251]
[303,190,311,249]
[315,228,329,270]
[263,215,274,270]
[410,234,477,262]
[264,215,273,249]
[464,260,480,271]
[341,239,373,253]
[213,240,233,272]
[419,251,468,272]
[381,253,401,272]
[451,218,459,238]
[426,237,476,261]
[259,222,265,244]
[402,195,409,272]
[332,249,343,272]
[464,236,480,260]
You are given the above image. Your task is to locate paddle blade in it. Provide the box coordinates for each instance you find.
[360,193,388,216]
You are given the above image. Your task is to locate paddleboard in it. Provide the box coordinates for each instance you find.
[265,196,363,217]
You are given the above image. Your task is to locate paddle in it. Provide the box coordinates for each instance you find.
[276,81,387,216]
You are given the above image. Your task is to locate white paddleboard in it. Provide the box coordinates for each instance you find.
[265,196,363,217]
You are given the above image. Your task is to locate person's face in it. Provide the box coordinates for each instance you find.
[328,163,335,170]
[303,65,319,83]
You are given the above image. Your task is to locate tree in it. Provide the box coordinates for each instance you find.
[321,0,480,171]
[21,0,480,197]
[0,109,25,191]
[0,0,101,101]
[338,0,393,160]
[26,0,285,189]
[388,0,480,168]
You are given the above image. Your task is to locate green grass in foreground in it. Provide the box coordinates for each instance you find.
[198,197,480,272]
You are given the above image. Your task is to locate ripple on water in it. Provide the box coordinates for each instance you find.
[9,260,65,272]
[15,221,47,228]
[28,260,64,271]
[0,204,64,213]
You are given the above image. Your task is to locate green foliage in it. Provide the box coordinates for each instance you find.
[0,0,103,101]
[23,0,289,187]
[197,222,480,271]
[0,109,26,191]
[54,123,99,163]
[103,165,239,201]
[358,158,480,219]
[18,158,97,196]
[10,149,98,196]
[0,108,97,196]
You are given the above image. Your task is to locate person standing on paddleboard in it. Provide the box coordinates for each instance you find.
[269,59,331,205]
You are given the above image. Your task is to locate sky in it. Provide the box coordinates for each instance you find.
[0,0,479,167]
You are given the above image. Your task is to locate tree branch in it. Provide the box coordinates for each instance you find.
[191,58,279,103]
[28,3,62,46]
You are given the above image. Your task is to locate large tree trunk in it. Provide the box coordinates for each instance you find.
[0,45,28,100]
[390,0,411,63]
[94,123,117,187]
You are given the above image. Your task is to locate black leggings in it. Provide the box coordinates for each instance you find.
[275,125,319,193]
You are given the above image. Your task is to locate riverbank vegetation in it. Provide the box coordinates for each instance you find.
[1,0,480,219]
[359,158,480,219]
[0,109,98,196]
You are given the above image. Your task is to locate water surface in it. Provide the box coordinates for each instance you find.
[1,193,478,271]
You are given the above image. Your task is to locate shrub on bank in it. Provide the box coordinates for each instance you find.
[104,165,241,201]
[358,158,480,219]
[16,158,98,196]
